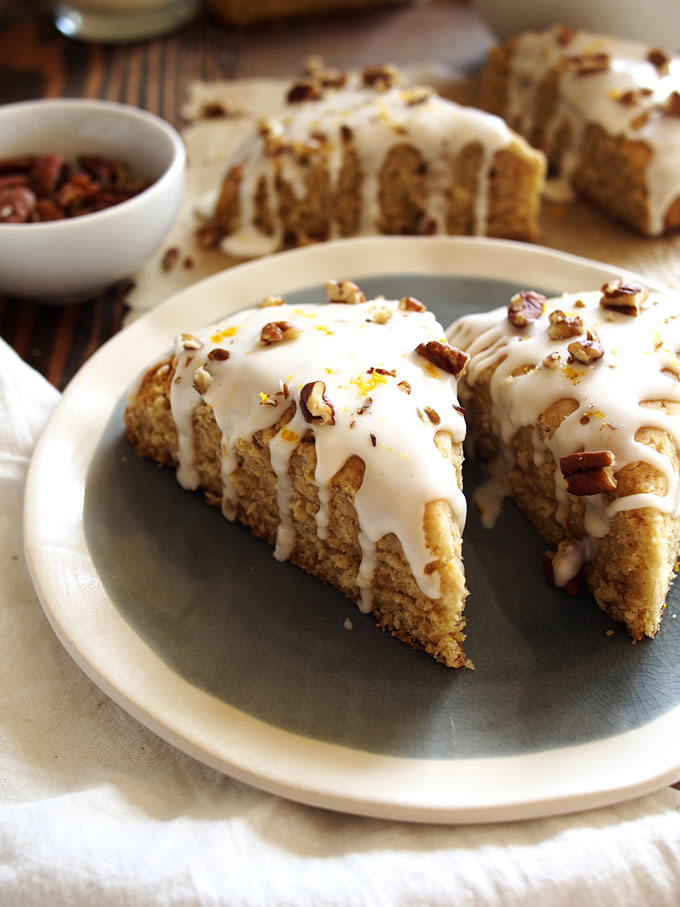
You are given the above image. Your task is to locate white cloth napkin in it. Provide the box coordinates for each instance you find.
[2,335,680,907]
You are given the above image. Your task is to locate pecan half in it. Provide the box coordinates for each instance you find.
[30,153,65,197]
[260,321,302,345]
[300,381,335,425]
[325,279,366,305]
[559,450,616,495]
[415,340,469,377]
[548,309,583,340]
[599,279,648,315]
[508,290,546,327]
[399,296,426,313]
[0,185,36,222]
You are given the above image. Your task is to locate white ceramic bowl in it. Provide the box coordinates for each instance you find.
[0,98,185,302]
[474,0,680,46]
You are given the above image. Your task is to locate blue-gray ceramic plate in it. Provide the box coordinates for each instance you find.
[24,237,680,823]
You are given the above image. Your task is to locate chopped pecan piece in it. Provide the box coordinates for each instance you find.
[300,381,335,425]
[357,396,373,415]
[399,296,426,313]
[195,223,224,249]
[192,365,213,395]
[615,87,654,107]
[207,348,230,361]
[369,306,392,324]
[162,247,180,271]
[362,64,401,90]
[553,24,575,47]
[664,91,680,117]
[647,48,670,73]
[417,214,437,235]
[542,352,562,369]
[543,541,584,596]
[548,309,583,340]
[415,340,469,377]
[325,279,366,304]
[304,55,347,88]
[559,450,617,495]
[180,333,203,351]
[260,321,302,345]
[424,406,440,424]
[286,78,323,103]
[567,331,604,365]
[368,367,396,377]
[403,86,432,106]
[257,294,286,308]
[340,124,354,144]
[599,279,648,315]
[508,290,546,327]
[397,380,411,394]
[564,53,610,75]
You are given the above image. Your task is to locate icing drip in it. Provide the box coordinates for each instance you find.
[169,296,467,607]
[503,29,680,235]
[447,286,680,560]
[217,75,514,257]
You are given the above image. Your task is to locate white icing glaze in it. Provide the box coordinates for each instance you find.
[169,295,467,606]
[216,75,516,257]
[447,285,680,564]
[503,28,680,235]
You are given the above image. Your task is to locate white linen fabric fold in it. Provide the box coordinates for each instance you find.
[1,335,679,907]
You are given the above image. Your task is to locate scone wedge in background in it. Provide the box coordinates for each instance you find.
[125,282,472,668]
[482,25,680,236]
[448,279,680,640]
[202,63,545,258]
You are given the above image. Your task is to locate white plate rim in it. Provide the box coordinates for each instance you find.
[23,236,680,824]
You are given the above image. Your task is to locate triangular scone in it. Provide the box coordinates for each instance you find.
[483,26,680,236]
[448,280,680,639]
[203,64,545,257]
[125,281,471,667]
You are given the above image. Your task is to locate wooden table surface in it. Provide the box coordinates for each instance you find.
[0,0,489,390]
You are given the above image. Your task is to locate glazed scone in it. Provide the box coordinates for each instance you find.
[125,282,471,668]
[203,64,545,257]
[448,280,680,640]
[482,25,680,236]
